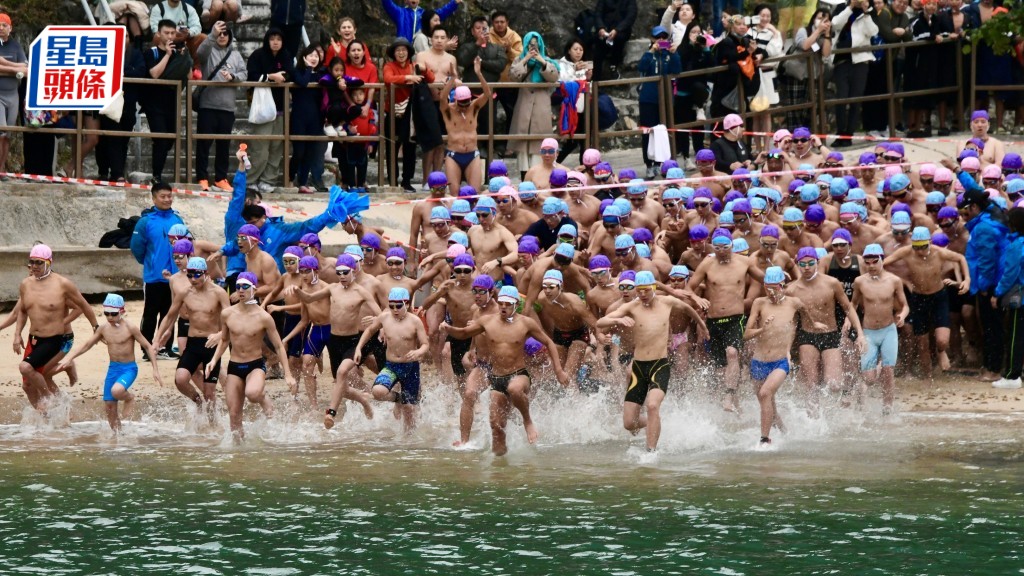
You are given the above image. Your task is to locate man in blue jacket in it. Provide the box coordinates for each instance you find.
[130,182,186,358]
[959,185,1009,383]
[382,0,462,42]
[212,157,337,288]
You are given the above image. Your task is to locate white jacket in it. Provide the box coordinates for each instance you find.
[831,7,879,64]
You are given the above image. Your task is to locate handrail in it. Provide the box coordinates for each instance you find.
[22,37,1001,186]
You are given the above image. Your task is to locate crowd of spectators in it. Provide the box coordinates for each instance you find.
[0,0,1020,192]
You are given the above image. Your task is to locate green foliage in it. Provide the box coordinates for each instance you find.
[4,0,80,39]
[963,1,1024,56]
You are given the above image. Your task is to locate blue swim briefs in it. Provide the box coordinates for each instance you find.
[103,361,139,401]
[750,357,790,381]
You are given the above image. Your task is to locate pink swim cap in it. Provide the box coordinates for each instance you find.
[961,157,981,171]
[29,244,52,261]
[919,163,936,177]
[446,244,466,258]
[453,85,472,101]
[982,164,1002,179]
[540,137,559,151]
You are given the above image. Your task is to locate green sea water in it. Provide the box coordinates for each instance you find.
[0,394,1022,574]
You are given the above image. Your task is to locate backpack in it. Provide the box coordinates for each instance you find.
[575,9,600,46]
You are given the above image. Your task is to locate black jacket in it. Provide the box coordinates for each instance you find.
[594,0,637,35]
[246,28,295,111]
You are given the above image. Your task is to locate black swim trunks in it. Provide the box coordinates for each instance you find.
[795,328,842,352]
[176,336,221,383]
[23,334,64,370]
[552,326,589,347]
[706,314,746,367]
[283,313,303,358]
[624,357,671,405]
[447,335,472,377]
[177,317,190,339]
[909,289,951,336]
[327,333,362,377]
[489,368,531,396]
[361,331,387,372]
[227,358,267,381]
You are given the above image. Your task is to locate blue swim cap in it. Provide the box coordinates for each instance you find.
[186,257,207,271]
[783,207,804,223]
[925,191,946,205]
[635,271,656,286]
[497,285,521,303]
[612,197,632,216]
[863,243,885,258]
[475,196,497,212]
[764,266,785,284]
[911,226,931,243]
[669,265,690,278]
[344,245,364,260]
[635,244,651,258]
[889,173,911,193]
[463,213,479,225]
[518,181,539,198]
[543,269,564,284]
[389,287,411,301]
[663,188,682,201]
[168,224,190,238]
[732,237,750,253]
[799,183,820,203]
[626,179,647,196]
[103,293,125,309]
[450,199,471,216]
[830,178,850,197]
[430,206,451,222]
[555,243,576,259]
[449,231,469,247]
[718,210,734,225]
[614,234,635,250]
[542,197,562,216]
[558,224,578,238]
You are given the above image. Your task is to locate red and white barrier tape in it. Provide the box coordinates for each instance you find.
[640,126,1024,147]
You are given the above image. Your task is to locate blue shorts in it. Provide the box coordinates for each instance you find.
[374,361,421,405]
[861,323,898,371]
[750,357,790,381]
[104,361,138,401]
[302,324,331,357]
[283,313,302,358]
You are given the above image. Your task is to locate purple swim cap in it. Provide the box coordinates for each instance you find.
[173,239,194,255]
[453,253,475,268]
[427,171,449,187]
[472,274,495,290]
[236,271,258,286]
[937,206,958,220]
[761,225,780,239]
[693,187,713,200]
[793,126,812,139]
[550,169,568,187]
[689,224,710,241]
[336,254,358,269]
[298,255,319,270]
[238,224,261,240]
[796,247,819,261]
[931,232,950,247]
[831,228,853,243]
[694,149,716,162]
[618,168,637,181]
[518,235,541,255]
[619,270,637,283]
[805,204,826,223]
[459,185,477,198]
[300,233,321,249]
[360,232,381,250]
[488,160,508,176]
[890,202,912,216]
[386,247,407,260]
[632,228,654,243]
[283,245,303,259]
[1002,153,1023,171]
[724,190,745,204]
[660,159,679,174]
[589,254,612,270]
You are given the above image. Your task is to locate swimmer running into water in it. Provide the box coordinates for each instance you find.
[743,266,825,448]
[56,294,163,432]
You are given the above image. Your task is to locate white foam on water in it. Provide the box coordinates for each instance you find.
[845,487,867,494]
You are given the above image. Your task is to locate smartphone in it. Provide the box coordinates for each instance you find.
[658,40,671,50]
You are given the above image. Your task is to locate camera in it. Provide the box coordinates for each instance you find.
[657,40,671,50]
[695,35,707,46]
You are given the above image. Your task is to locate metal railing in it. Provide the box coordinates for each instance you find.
[20,36,1015,188]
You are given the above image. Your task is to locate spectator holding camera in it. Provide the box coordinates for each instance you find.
[674,22,713,168]
[145,19,194,184]
[710,14,761,119]
[660,0,696,49]
[195,21,246,192]
[830,0,878,147]
[638,26,681,178]
[779,9,831,128]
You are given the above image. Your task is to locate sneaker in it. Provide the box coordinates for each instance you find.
[993,377,1022,389]
[214,179,232,192]
[684,157,696,171]
[155,349,174,360]
[937,127,951,137]
[198,179,210,191]
[867,130,886,139]
[401,182,416,193]
[324,142,337,164]
[645,165,658,179]
[696,108,706,121]
[257,181,275,194]
[323,125,338,137]
[298,186,314,195]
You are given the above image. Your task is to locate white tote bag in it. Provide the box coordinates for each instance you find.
[248,87,276,125]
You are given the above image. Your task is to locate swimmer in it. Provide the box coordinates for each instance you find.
[439,58,490,196]
[155,257,230,414]
[851,244,909,413]
[55,294,163,432]
[597,271,708,452]
[441,286,569,456]
[280,255,331,407]
[13,245,99,413]
[469,197,519,282]
[354,287,430,432]
[208,273,297,440]
[743,267,824,448]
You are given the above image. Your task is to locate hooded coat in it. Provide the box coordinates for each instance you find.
[508,32,559,157]
[246,28,295,112]
[130,204,185,284]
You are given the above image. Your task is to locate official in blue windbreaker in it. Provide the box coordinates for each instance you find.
[381,0,461,42]
[992,207,1024,388]
[959,185,1009,382]
[130,181,185,357]
[215,161,335,284]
